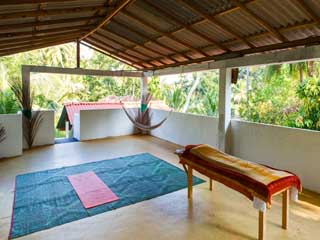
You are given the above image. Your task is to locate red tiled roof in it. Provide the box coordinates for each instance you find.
[63,101,170,126]
[64,102,124,125]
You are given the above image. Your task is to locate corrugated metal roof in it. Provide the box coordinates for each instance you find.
[0,0,319,70]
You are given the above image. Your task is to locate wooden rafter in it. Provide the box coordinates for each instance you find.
[0,16,103,32]
[144,0,230,54]
[0,6,106,20]
[178,0,255,48]
[80,0,134,40]
[0,34,81,52]
[99,27,173,65]
[80,42,142,69]
[295,0,320,26]
[145,36,320,71]
[121,10,194,60]
[231,0,288,42]
[0,0,76,5]
[0,24,95,39]
[128,18,320,67]
[0,31,84,48]
[94,32,159,66]
[89,34,159,67]
[115,14,192,61]
[83,39,147,69]
[0,38,76,56]
[111,19,178,63]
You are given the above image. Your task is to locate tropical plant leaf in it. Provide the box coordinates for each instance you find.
[0,123,6,143]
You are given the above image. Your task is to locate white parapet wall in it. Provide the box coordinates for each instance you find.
[23,110,55,149]
[230,120,320,193]
[150,109,219,147]
[73,109,135,141]
[0,114,22,159]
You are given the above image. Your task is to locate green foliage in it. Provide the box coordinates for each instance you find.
[295,78,320,130]
[233,62,320,131]
[0,89,19,114]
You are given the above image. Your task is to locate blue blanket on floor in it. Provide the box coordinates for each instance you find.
[10,153,204,239]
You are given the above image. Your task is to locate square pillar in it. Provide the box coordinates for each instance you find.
[141,74,148,100]
[218,68,232,152]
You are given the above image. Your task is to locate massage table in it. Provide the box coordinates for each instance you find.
[177,144,301,240]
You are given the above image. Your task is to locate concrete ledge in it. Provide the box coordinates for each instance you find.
[74,109,135,141]
[0,114,22,159]
[151,109,219,147]
[231,119,320,193]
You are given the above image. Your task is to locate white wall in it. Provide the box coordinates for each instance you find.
[23,110,55,149]
[74,109,135,141]
[151,109,219,147]
[0,114,22,159]
[231,120,320,193]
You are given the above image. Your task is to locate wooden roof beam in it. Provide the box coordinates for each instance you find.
[145,36,320,71]
[94,31,159,65]
[296,0,320,26]
[121,10,193,60]
[80,42,142,69]
[99,27,174,65]
[0,34,81,52]
[144,0,230,55]
[0,24,95,39]
[89,34,160,67]
[178,0,255,48]
[83,39,148,69]
[0,0,77,5]
[0,38,76,56]
[111,19,178,63]
[0,16,103,32]
[231,0,288,42]
[0,6,106,20]
[0,31,84,47]
[81,0,135,40]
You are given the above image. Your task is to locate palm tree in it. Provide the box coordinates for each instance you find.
[182,72,201,113]
[265,61,315,82]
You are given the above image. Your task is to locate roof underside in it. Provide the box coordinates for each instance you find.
[0,0,320,70]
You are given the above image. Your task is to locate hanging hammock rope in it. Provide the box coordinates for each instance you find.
[121,104,172,131]
[121,93,172,131]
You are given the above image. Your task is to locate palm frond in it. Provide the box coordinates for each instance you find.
[23,111,43,149]
[0,123,6,143]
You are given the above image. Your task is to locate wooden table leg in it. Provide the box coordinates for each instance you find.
[282,189,289,229]
[187,165,193,199]
[259,210,266,240]
[209,178,213,191]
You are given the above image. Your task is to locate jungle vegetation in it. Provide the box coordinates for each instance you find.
[0,43,320,132]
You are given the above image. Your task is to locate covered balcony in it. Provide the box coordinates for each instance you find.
[0,1,320,240]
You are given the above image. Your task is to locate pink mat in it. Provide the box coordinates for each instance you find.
[67,171,119,209]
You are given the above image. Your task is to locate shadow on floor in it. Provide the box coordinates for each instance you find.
[55,138,78,144]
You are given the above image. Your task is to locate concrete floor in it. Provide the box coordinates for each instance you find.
[0,135,319,240]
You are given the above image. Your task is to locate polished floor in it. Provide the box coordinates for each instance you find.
[0,135,319,240]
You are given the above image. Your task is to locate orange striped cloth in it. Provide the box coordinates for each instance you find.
[180,144,301,205]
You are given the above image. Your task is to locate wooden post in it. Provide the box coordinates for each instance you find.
[218,68,232,152]
[76,40,80,68]
[21,65,30,105]
[209,178,213,191]
[259,210,266,240]
[282,189,289,229]
[187,165,193,199]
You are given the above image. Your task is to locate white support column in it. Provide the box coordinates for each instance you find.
[218,68,232,152]
[141,74,148,100]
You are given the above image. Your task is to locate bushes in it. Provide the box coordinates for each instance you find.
[0,89,19,114]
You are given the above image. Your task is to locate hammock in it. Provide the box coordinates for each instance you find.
[121,104,172,131]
